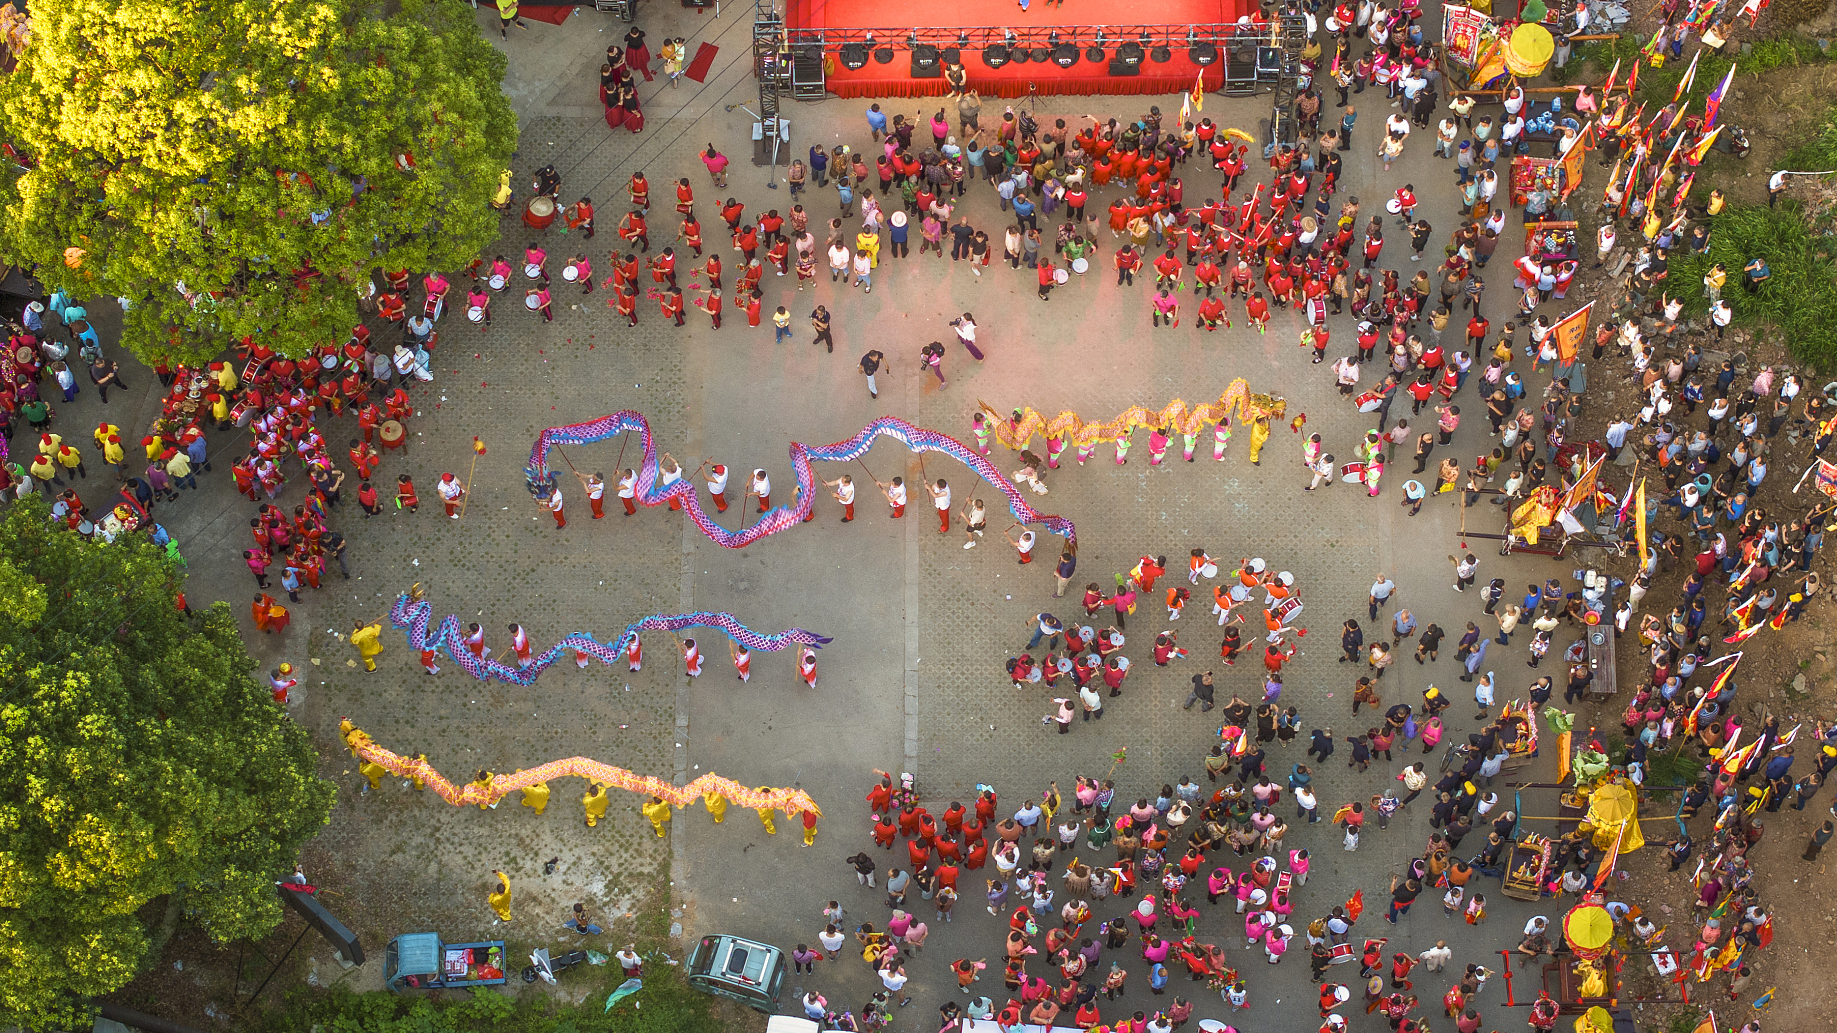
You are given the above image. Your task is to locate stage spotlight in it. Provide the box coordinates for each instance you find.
[1150,44,1172,62]
[941,47,961,64]
[1086,46,1106,62]
[1138,30,1152,44]
[840,43,869,69]
[874,46,894,63]
[1054,43,1079,67]
[1189,42,1218,65]
[983,44,1010,68]
[1117,40,1144,64]
[1011,45,1031,63]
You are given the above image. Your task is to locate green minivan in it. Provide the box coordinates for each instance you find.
[686,933,787,1012]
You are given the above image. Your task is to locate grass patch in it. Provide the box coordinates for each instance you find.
[253,962,733,1033]
[1661,202,1837,371]
[1569,33,1831,108]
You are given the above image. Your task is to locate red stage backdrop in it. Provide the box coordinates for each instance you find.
[786,0,1259,98]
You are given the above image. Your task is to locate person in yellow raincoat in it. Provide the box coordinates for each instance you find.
[583,783,610,826]
[488,870,513,922]
[358,759,388,790]
[471,769,495,810]
[520,775,550,815]
[407,751,429,791]
[703,788,729,823]
[1246,414,1271,465]
[754,786,779,833]
[350,618,384,672]
[642,795,672,837]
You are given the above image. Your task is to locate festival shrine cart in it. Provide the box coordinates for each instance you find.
[1546,895,1622,1013]
[1502,830,1553,901]
[1494,699,1540,773]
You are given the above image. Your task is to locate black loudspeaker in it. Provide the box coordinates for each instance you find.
[873,46,894,63]
[1189,42,1218,65]
[1086,46,1106,62]
[941,47,961,65]
[1052,43,1079,67]
[1108,57,1142,76]
[1010,46,1031,63]
[1029,47,1050,62]
[911,44,942,77]
[840,43,869,69]
[1150,45,1172,63]
[1116,41,1144,65]
[983,44,1010,68]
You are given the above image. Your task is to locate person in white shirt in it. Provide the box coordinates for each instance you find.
[823,474,857,521]
[436,472,465,517]
[617,468,638,515]
[749,469,772,511]
[929,479,952,533]
[1418,940,1453,972]
[573,471,605,518]
[705,463,729,511]
[827,242,851,280]
[878,476,907,517]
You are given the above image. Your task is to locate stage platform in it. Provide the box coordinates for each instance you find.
[784,0,1261,98]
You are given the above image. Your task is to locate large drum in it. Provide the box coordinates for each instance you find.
[379,419,407,453]
[523,194,557,231]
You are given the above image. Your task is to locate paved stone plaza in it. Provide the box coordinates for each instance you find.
[75,1,1593,1021]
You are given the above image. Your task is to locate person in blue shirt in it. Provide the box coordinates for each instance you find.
[808,145,829,187]
[836,176,853,218]
[1012,194,1037,232]
[865,103,887,142]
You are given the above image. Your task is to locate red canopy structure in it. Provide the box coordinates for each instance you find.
[784,0,1261,98]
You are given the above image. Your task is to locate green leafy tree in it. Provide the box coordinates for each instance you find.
[0,0,518,365]
[0,497,335,1027]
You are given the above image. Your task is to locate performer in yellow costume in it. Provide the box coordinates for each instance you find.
[703,789,729,823]
[350,618,384,671]
[583,783,610,826]
[520,776,550,815]
[487,870,513,922]
[642,796,673,837]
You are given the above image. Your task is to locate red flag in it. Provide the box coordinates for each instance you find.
[1346,890,1365,923]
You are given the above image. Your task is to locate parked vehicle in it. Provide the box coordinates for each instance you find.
[686,933,786,1012]
[384,933,507,992]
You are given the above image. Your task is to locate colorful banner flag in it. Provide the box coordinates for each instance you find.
[1602,57,1621,97]
[1686,126,1723,166]
[1672,49,1702,103]
[1560,126,1591,199]
[1703,64,1736,130]
[1443,4,1488,66]
[1618,150,1643,217]
[1626,55,1639,95]
[1593,820,1626,890]
[1561,446,1604,514]
[1549,301,1594,364]
[1672,172,1696,209]
[1190,71,1205,116]
[1635,478,1648,565]
[1815,458,1837,499]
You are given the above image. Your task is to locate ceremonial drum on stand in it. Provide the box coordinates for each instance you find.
[523,194,557,231]
[379,419,407,453]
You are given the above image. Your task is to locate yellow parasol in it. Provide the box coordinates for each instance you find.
[1563,902,1614,957]
[1584,782,1645,853]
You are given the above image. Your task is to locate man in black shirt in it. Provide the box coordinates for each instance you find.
[1385,875,1421,923]
[858,350,882,399]
[1184,671,1216,711]
[1416,622,1444,663]
[949,217,976,261]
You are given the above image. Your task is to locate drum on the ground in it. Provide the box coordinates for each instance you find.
[524,194,556,230]
[379,420,406,451]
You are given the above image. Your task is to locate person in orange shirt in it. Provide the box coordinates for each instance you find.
[254,593,289,633]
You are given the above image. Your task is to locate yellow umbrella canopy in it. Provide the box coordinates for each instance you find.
[1564,904,1614,952]
[1586,783,1634,826]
